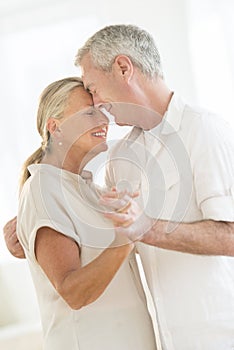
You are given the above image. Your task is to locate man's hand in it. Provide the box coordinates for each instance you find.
[3,216,26,259]
[100,190,155,242]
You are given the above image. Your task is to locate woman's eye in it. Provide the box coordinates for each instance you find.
[85,109,95,116]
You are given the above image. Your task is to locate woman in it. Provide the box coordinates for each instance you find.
[16,77,157,350]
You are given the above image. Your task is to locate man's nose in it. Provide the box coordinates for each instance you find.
[96,102,112,112]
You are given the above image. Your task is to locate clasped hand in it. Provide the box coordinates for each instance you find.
[99,189,154,242]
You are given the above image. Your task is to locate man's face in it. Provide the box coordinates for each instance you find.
[80,53,136,126]
[80,53,161,128]
[80,53,124,105]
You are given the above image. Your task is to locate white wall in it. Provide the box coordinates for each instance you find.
[0,3,196,347]
[0,0,196,261]
[0,2,233,348]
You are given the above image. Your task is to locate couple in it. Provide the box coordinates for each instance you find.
[4,25,234,350]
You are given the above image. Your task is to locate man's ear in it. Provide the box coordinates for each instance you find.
[47,118,60,137]
[113,55,134,83]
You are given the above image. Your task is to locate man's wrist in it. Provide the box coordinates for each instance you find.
[139,219,166,245]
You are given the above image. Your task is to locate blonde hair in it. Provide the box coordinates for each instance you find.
[19,77,84,192]
[75,24,163,78]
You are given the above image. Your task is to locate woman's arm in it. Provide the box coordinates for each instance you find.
[35,227,133,309]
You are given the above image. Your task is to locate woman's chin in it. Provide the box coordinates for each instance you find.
[89,141,108,156]
[95,142,108,153]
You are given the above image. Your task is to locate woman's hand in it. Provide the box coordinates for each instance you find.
[100,187,139,213]
[3,216,26,259]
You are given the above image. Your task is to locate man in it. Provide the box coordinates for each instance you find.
[75,25,234,349]
[4,24,234,349]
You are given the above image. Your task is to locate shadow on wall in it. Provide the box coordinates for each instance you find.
[0,259,42,350]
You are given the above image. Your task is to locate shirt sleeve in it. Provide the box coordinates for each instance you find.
[18,173,81,262]
[191,113,234,221]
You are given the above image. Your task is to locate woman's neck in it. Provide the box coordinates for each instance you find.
[41,148,88,175]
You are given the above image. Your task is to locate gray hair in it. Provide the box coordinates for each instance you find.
[75,24,163,78]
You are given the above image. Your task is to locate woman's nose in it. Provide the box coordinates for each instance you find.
[98,111,109,124]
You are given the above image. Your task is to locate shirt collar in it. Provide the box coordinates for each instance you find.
[152,92,186,136]
[28,164,93,184]
[127,92,186,144]
[127,93,185,147]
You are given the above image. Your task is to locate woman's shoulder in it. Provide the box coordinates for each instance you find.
[20,164,63,206]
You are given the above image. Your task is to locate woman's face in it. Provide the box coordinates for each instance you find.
[59,86,109,158]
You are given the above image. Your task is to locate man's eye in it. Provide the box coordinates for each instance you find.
[89,89,96,95]
[87,88,96,95]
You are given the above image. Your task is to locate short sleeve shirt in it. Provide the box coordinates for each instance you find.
[105,93,234,350]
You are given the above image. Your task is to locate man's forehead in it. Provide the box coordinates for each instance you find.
[80,63,87,78]
[80,53,94,71]
[80,65,89,86]
[80,62,94,84]
[81,70,100,90]
[81,72,93,90]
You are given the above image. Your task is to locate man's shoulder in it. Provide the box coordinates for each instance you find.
[181,102,234,151]
[167,93,233,150]
[162,93,221,136]
[182,100,229,133]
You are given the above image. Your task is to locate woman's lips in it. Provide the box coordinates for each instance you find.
[91,126,108,138]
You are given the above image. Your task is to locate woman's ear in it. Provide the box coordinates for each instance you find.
[47,118,60,137]
[113,55,134,83]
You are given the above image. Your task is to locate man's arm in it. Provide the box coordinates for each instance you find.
[3,217,25,259]
[102,194,234,256]
[141,219,234,256]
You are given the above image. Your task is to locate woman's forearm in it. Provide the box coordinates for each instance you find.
[57,242,133,309]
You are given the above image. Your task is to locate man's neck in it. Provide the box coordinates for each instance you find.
[135,75,173,130]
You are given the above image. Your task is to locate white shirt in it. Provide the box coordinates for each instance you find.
[105,93,234,350]
[17,164,157,350]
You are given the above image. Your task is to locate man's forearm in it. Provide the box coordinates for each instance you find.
[141,219,234,256]
[3,217,26,259]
